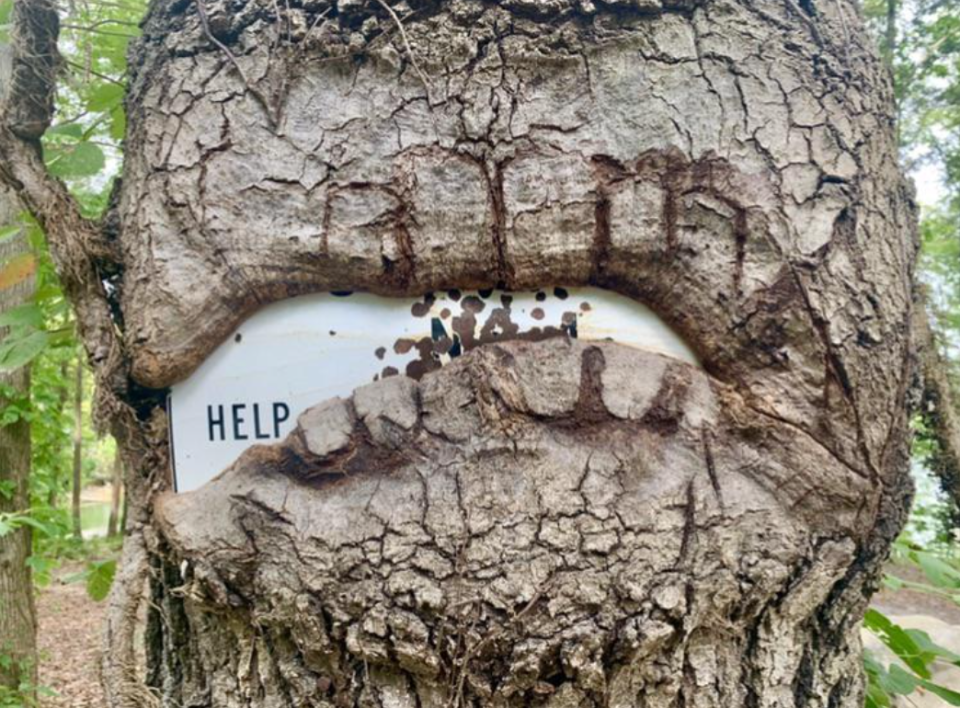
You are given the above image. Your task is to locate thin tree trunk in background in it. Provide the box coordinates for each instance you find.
[0,220,37,696]
[915,308,960,527]
[71,356,83,542]
[885,0,898,61]
[886,0,902,142]
[108,451,122,537]
[46,359,69,509]
[0,36,37,697]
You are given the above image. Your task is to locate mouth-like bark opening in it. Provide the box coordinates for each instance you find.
[167,286,700,491]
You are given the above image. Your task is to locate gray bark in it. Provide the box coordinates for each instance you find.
[155,338,898,707]
[0,0,920,706]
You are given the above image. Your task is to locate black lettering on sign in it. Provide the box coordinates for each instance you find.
[208,405,225,442]
[232,403,248,440]
[206,401,291,441]
[273,402,290,438]
[253,403,271,440]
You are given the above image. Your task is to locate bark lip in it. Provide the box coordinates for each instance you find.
[155,337,873,706]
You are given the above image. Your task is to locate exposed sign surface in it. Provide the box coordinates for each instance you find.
[168,288,697,492]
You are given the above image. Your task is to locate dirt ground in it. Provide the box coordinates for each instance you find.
[873,560,960,625]
[36,561,107,708]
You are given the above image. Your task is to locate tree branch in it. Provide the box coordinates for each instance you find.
[0,0,120,374]
[63,57,127,86]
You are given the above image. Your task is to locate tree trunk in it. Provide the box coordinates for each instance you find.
[46,359,70,509]
[0,41,37,699]
[0,215,37,699]
[884,0,898,63]
[71,354,83,541]
[0,0,921,707]
[108,450,123,538]
[914,303,960,528]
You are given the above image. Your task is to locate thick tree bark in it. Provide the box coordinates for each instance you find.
[0,42,36,699]
[0,0,920,706]
[156,338,901,707]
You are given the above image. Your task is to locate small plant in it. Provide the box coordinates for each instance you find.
[864,607,960,707]
[0,653,55,708]
[864,534,960,707]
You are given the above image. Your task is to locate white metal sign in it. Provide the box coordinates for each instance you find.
[168,288,697,492]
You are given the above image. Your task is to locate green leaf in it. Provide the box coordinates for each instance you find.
[864,684,890,708]
[864,608,932,679]
[0,403,26,427]
[85,559,117,602]
[915,552,960,590]
[45,123,85,139]
[907,628,960,665]
[864,608,894,633]
[25,556,55,588]
[45,142,105,178]
[919,677,960,706]
[109,105,126,142]
[885,665,920,695]
[46,328,76,348]
[864,652,894,707]
[0,304,43,329]
[9,515,51,535]
[86,83,124,112]
[0,330,50,371]
[23,218,44,253]
[882,574,904,591]
[0,224,20,243]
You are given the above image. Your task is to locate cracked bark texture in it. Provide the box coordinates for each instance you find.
[103,0,919,705]
[156,338,893,708]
